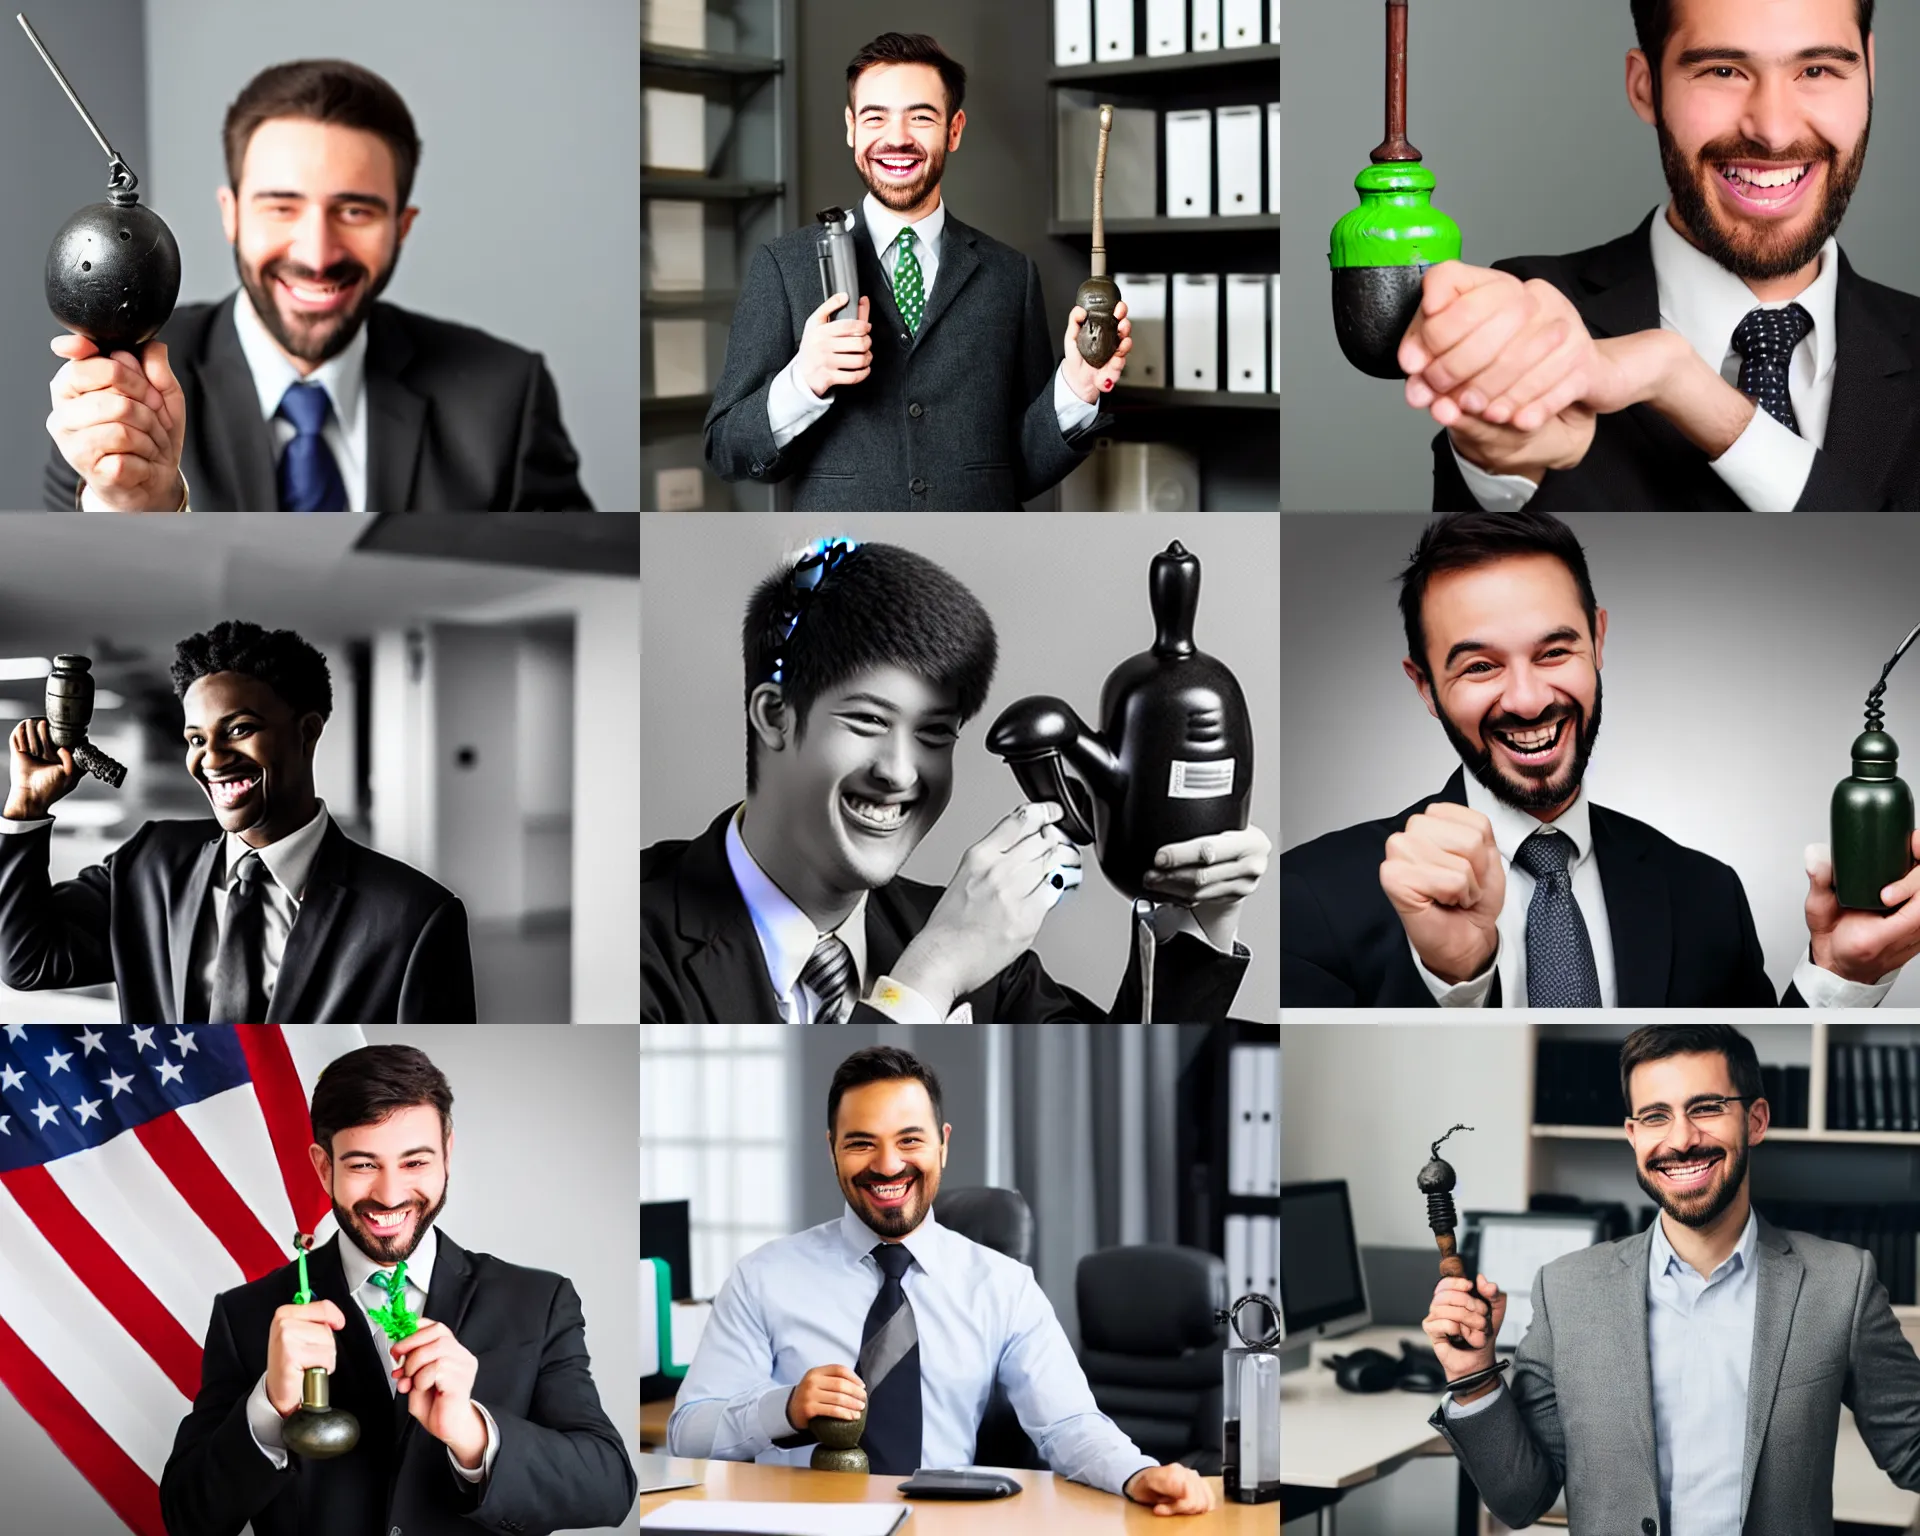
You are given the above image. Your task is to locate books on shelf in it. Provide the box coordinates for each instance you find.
[1828,1041,1920,1132]
[1535,1038,1809,1129]
[1757,1200,1920,1304]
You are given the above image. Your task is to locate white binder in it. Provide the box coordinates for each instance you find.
[1054,0,1093,66]
[1271,273,1282,394]
[1191,0,1220,51]
[650,318,707,397]
[646,199,704,292]
[640,1259,660,1376]
[1266,101,1281,213]
[1165,109,1212,218]
[1225,1216,1251,1298]
[1254,1046,1279,1194]
[1216,105,1263,216]
[1116,273,1168,388]
[1095,0,1135,60]
[643,87,706,173]
[1147,0,1186,55]
[1224,0,1262,47]
[1271,0,1281,42]
[1252,1214,1280,1297]
[1228,1044,1258,1194]
[1173,274,1219,391]
[1226,274,1269,393]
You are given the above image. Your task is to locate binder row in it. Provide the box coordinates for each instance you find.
[1756,1200,1920,1305]
[1228,1044,1279,1196]
[1534,1040,1810,1128]
[1827,1043,1920,1133]
[1114,273,1278,395]
[1224,1213,1279,1302]
[1055,0,1280,64]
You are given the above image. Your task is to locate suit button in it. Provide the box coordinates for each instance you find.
[909,402,924,418]
[749,461,763,476]
[899,332,910,344]
[909,477,927,495]
[1642,1521,1656,1534]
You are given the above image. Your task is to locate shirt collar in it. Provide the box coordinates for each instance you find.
[222,800,330,905]
[861,191,945,266]
[1650,1205,1757,1285]
[337,1220,437,1299]
[1650,205,1840,384]
[838,1201,940,1272]
[1461,771,1595,867]
[231,285,370,432]
[724,804,868,1009]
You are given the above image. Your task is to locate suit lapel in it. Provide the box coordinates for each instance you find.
[203,297,281,510]
[1742,1221,1803,1527]
[1611,1230,1661,1497]
[912,214,981,347]
[365,307,426,512]
[170,833,223,1022]
[1819,253,1916,497]
[269,822,354,1023]
[679,807,786,1022]
[1591,807,1670,1007]
[1574,213,1663,341]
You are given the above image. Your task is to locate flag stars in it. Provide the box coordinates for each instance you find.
[73,1096,102,1126]
[0,1064,22,1093]
[130,1025,157,1053]
[0,1114,9,1136]
[76,1027,104,1057]
[31,1099,59,1129]
[170,1028,199,1056]
[44,1047,72,1076]
[3,1023,24,1043]
[102,1069,133,1099]
[155,1058,185,1088]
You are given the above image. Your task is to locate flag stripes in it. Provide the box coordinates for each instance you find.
[235,1023,331,1235]
[133,1113,283,1278]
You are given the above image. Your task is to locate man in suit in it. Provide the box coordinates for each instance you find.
[161,1043,636,1535]
[1402,0,1920,511]
[43,58,590,511]
[642,538,1265,1022]
[1423,1025,1920,1535]
[0,620,475,1022]
[1280,510,1920,1006]
[703,31,1133,511]
[670,1045,1213,1515]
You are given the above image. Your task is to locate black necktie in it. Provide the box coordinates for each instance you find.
[798,933,855,1024]
[209,851,270,1023]
[1732,303,1814,435]
[1512,831,1602,1007]
[857,1242,922,1476]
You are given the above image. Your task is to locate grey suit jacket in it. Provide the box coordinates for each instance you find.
[1430,1218,1920,1535]
[703,203,1112,509]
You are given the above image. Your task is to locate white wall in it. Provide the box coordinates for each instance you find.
[433,623,526,923]
[517,627,575,918]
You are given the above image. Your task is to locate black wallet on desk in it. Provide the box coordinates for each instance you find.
[895,1469,1023,1499]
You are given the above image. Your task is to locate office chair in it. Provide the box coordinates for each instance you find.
[932,1186,1047,1471]
[1075,1245,1227,1472]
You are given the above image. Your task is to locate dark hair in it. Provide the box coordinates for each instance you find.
[827,1046,944,1139]
[224,59,423,210]
[742,542,996,793]
[171,620,334,721]
[1398,510,1601,680]
[846,32,968,119]
[310,1044,454,1156]
[1619,1025,1764,1115]
[1631,0,1874,74]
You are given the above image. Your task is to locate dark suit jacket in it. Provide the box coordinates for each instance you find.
[1432,212,1920,511]
[642,805,1248,1022]
[43,295,593,511]
[159,1231,637,1536]
[0,817,476,1023]
[1281,768,1790,1007]
[704,204,1112,509]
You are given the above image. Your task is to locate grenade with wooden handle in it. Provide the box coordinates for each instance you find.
[1417,1124,1489,1349]
[1075,103,1123,368]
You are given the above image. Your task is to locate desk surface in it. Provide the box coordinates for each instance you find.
[641,1398,672,1450]
[639,1459,1270,1532]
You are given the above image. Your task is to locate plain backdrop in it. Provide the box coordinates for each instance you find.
[1282,512,1920,1006]
[1281,0,1920,510]
[641,511,1280,1021]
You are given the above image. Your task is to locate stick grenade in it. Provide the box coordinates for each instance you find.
[1074,103,1123,368]
[1417,1124,1490,1349]
[1371,0,1420,163]
[45,655,126,788]
[282,1232,360,1459]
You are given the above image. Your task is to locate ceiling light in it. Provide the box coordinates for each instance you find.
[0,658,50,681]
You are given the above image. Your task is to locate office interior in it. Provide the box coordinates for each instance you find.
[0,513,639,1024]
[640,1022,1280,1504]
[1281,1022,1920,1536]
[640,0,1279,511]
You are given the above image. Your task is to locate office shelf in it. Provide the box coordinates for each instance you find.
[641,175,785,201]
[642,44,782,79]
[1049,214,1278,236]
[1112,387,1279,409]
[1048,43,1280,86]
[640,395,710,415]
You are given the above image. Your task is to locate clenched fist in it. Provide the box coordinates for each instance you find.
[46,335,186,511]
[1421,1273,1507,1397]
[1380,802,1505,984]
[787,1363,867,1431]
[265,1299,346,1417]
[798,293,872,397]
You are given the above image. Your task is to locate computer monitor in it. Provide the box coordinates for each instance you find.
[1462,1210,1605,1352]
[1278,1179,1371,1369]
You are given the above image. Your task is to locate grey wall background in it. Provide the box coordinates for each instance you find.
[642,511,1279,1020]
[1282,512,1920,1005]
[1281,0,1920,510]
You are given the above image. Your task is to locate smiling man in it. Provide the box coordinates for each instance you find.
[0,620,474,1022]
[1280,509,1920,1006]
[641,539,1263,1022]
[42,58,591,511]
[160,1043,636,1535]
[669,1047,1214,1516]
[1423,1025,1920,1535]
[1404,0,1920,511]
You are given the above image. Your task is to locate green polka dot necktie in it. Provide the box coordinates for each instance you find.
[892,228,925,336]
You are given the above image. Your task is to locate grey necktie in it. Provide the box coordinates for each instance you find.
[857,1242,922,1475]
[1512,830,1602,1007]
[798,933,855,1023]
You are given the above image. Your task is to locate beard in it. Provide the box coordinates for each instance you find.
[1437,673,1604,816]
[1636,1134,1749,1230]
[855,138,947,213]
[333,1176,448,1265]
[235,233,400,367]
[845,1168,935,1239]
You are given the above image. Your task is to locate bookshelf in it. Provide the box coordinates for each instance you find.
[1179,1021,1279,1286]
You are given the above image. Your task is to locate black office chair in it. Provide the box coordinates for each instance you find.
[933,1186,1047,1471]
[1075,1245,1227,1472]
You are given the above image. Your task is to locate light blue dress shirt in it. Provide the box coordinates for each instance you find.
[667,1204,1156,1496]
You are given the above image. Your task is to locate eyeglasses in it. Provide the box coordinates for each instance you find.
[769,537,860,686]
[1626,1096,1755,1132]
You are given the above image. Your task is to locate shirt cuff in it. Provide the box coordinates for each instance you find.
[1117,1456,1162,1501]
[1442,1381,1505,1419]
[447,1400,500,1482]
[1792,951,1899,1009]
[759,1383,801,1449]
[1707,406,1817,512]
[1152,903,1238,954]
[1054,362,1099,437]
[1412,936,1498,1007]
[1450,440,1541,512]
[247,1373,290,1470]
[0,815,52,834]
[767,353,835,449]
[863,975,946,1024]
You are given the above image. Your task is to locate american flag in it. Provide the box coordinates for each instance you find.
[0,1022,366,1534]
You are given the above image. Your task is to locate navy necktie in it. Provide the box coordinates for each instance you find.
[1513,830,1602,1007]
[1732,303,1814,435]
[276,381,347,511]
[857,1242,922,1476]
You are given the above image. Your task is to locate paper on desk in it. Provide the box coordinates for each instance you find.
[1478,1220,1600,1350]
[640,1503,910,1535]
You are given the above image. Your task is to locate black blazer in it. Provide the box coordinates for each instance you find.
[0,817,475,1023]
[704,204,1111,510]
[43,295,593,511]
[1281,769,1790,1007]
[159,1231,637,1536]
[642,806,1249,1022]
[1432,212,1920,511]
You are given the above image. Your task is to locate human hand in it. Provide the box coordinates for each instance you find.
[1141,825,1271,948]
[1122,1461,1215,1515]
[1062,299,1132,404]
[390,1319,487,1466]
[1805,837,1920,984]
[799,293,872,397]
[1422,1274,1506,1390]
[787,1363,867,1432]
[264,1299,346,1418]
[46,335,185,511]
[1379,803,1505,986]
[1444,403,1598,485]
[5,718,84,821]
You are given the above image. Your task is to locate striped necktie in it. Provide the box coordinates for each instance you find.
[892,228,925,336]
[798,933,855,1023]
[857,1242,922,1475]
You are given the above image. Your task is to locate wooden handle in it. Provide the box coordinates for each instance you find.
[1091,103,1111,279]
[1372,0,1421,162]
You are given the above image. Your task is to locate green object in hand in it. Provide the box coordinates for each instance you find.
[367,1261,419,1342]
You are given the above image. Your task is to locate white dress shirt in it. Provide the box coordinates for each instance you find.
[231,287,371,512]
[767,193,1097,449]
[668,1204,1156,1498]
[724,807,873,1023]
[246,1225,500,1482]
[1454,205,1840,513]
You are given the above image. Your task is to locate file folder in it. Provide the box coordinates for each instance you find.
[1228,1044,1258,1194]
[1254,1046,1278,1194]
[1226,274,1269,392]
[1148,0,1186,55]
[1224,0,1262,48]
[1271,0,1281,43]
[1226,1215,1252,1296]
[1055,0,1093,66]
[1116,272,1168,387]
[1165,109,1212,218]
[1172,274,1219,391]
[1267,101,1280,213]
[1095,0,1135,60]
[643,88,706,173]
[1272,274,1282,393]
[646,199,705,292]
[1191,0,1220,50]
[1216,105,1263,216]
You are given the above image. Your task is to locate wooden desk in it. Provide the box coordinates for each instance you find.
[641,1398,672,1451]
[640,1459,1271,1532]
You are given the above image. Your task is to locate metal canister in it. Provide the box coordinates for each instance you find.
[814,207,860,321]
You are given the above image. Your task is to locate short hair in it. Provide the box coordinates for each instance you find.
[223,59,423,210]
[741,542,996,793]
[310,1044,454,1157]
[827,1046,944,1139]
[846,32,968,119]
[171,620,334,721]
[1398,510,1601,680]
[1618,1025,1764,1115]
[1631,0,1874,73]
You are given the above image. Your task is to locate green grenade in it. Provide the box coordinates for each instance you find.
[1833,623,1920,912]
[810,1408,869,1473]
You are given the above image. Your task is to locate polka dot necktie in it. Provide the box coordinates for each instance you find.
[892,228,925,337]
[797,932,855,1024]
[1732,303,1813,436]
[1512,831,1602,1008]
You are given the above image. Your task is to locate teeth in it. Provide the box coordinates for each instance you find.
[843,794,909,827]
[1497,721,1561,752]
[1725,164,1806,190]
